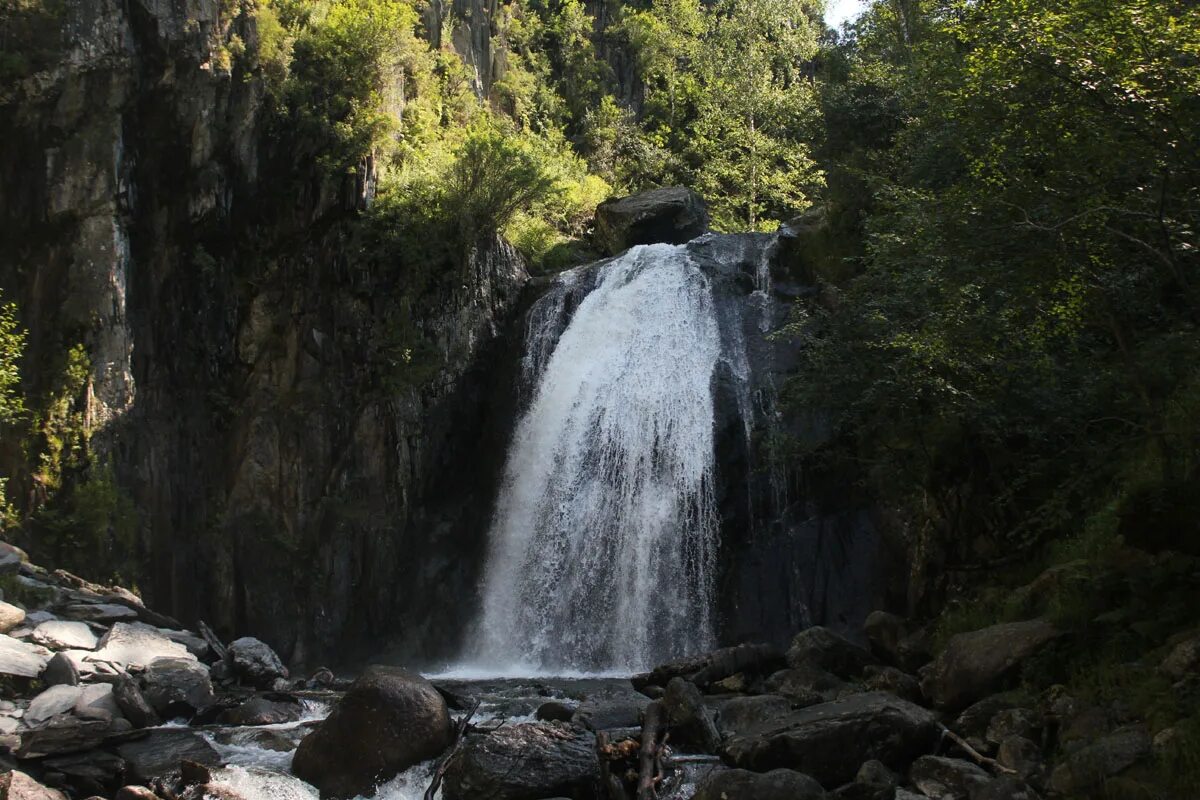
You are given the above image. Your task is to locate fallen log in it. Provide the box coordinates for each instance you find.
[637,700,666,800]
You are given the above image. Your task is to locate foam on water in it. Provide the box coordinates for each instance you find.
[469,243,722,673]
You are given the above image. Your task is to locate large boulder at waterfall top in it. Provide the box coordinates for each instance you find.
[721,692,940,787]
[692,768,826,800]
[292,665,452,799]
[594,186,709,255]
[442,722,598,800]
[920,619,1060,710]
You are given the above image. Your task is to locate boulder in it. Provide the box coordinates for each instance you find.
[909,756,990,800]
[920,620,1060,710]
[292,665,451,799]
[442,723,598,800]
[714,695,794,739]
[26,685,84,725]
[140,657,214,717]
[863,665,922,703]
[159,630,210,660]
[15,718,109,758]
[951,695,1021,742]
[996,736,1042,780]
[594,187,709,255]
[1047,725,1150,795]
[1160,635,1200,680]
[970,776,1042,800]
[0,603,25,634]
[0,635,50,678]
[31,621,97,651]
[0,771,68,800]
[226,638,287,687]
[788,627,878,678]
[115,730,221,783]
[856,760,898,788]
[863,611,908,665]
[94,623,194,669]
[571,694,647,731]
[73,683,123,723]
[217,696,301,726]
[662,678,721,753]
[985,708,1039,745]
[692,768,825,800]
[59,604,139,624]
[113,675,160,728]
[722,692,940,787]
[763,665,845,701]
[42,653,80,687]
[0,542,26,575]
[41,750,124,795]
[114,788,158,800]
[535,701,577,723]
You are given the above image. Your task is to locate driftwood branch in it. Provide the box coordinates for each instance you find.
[939,725,1018,776]
[637,701,666,800]
[425,700,482,800]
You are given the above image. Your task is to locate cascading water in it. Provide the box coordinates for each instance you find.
[471,243,725,674]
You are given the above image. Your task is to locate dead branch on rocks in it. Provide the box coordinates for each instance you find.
[637,700,666,800]
[939,724,1018,776]
[424,700,482,800]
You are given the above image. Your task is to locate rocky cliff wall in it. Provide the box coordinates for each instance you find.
[0,0,533,668]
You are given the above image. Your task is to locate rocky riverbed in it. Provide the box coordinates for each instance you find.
[1,536,1180,800]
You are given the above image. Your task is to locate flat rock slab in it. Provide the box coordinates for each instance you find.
[116,729,221,783]
[74,682,123,722]
[0,601,26,633]
[443,722,599,800]
[0,634,50,678]
[93,622,195,669]
[60,603,139,623]
[26,685,84,725]
[721,692,941,787]
[31,621,98,651]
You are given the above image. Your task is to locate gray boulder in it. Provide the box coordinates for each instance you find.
[115,729,221,783]
[94,623,195,669]
[692,768,825,800]
[1160,635,1200,680]
[26,685,84,725]
[31,621,97,651]
[113,674,160,728]
[42,653,80,687]
[909,756,990,799]
[594,187,709,255]
[73,683,124,722]
[0,602,26,634]
[863,611,908,665]
[141,657,215,717]
[217,696,301,726]
[535,701,577,722]
[226,637,288,687]
[442,722,598,800]
[722,692,940,787]
[60,603,138,624]
[662,677,721,753]
[788,626,878,678]
[292,665,452,799]
[920,620,1060,710]
[714,694,795,739]
[1048,725,1151,795]
[0,633,49,681]
[0,770,68,800]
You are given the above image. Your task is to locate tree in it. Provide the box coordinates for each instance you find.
[0,293,23,425]
[691,0,825,229]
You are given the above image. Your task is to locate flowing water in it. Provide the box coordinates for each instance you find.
[468,243,726,674]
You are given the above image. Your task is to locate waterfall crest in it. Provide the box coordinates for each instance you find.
[472,243,723,674]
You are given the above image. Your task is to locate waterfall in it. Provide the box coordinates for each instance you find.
[472,243,723,674]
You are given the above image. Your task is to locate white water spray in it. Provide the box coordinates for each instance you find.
[472,243,723,673]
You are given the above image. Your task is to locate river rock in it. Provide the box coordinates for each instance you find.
[15,717,110,758]
[292,665,451,798]
[1160,634,1200,680]
[217,696,301,726]
[0,634,46,678]
[226,637,287,687]
[1047,725,1151,795]
[114,788,158,800]
[26,685,84,725]
[115,730,221,783]
[140,657,214,717]
[0,542,25,575]
[60,604,138,624]
[863,665,922,702]
[0,603,25,634]
[0,771,67,800]
[42,653,80,687]
[986,708,1039,745]
[996,735,1042,780]
[663,677,721,753]
[920,620,1060,710]
[909,756,991,799]
[443,722,598,800]
[692,768,825,800]
[722,692,940,787]
[41,750,125,795]
[113,675,160,728]
[763,665,846,701]
[160,630,210,660]
[863,611,907,664]
[971,776,1042,800]
[94,623,194,669]
[714,694,794,738]
[31,621,97,651]
[788,626,878,678]
[594,187,709,255]
[73,683,123,722]
[535,701,577,722]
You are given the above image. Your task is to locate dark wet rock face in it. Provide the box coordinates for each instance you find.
[692,768,826,800]
[442,723,599,800]
[292,666,452,799]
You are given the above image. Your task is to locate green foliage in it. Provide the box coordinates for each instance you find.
[0,294,24,426]
[0,0,65,85]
